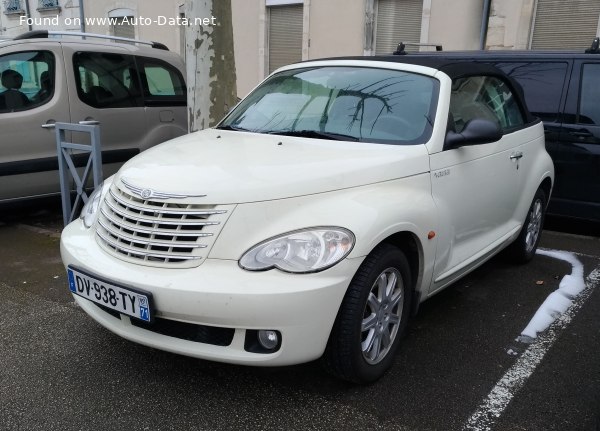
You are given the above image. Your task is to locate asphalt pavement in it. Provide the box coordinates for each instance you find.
[0,200,599,431]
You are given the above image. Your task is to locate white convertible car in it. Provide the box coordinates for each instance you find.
[60,57,554,383]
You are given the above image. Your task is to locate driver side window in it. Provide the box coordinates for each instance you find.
[0,51,55,114]
[449,75,524,134]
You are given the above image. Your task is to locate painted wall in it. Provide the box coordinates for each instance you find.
[83,0,184,54]
[307,0,364,59]
[486,0,535,50]
[427,0,484,50]
[231,0,262,98]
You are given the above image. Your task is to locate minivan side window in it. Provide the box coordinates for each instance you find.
[579,63,600,125]
[137,57,186,106]
[74,52,141,109]
[494,62,568,123]
[0,51,54,113]
[449,75,524,134]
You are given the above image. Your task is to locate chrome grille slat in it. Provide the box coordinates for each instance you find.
[108,188,227,216]
[104,198,221,226]
[95,183,231,268]
[100,207,212,237]
[98,219,208,249]
[97,230,202,261]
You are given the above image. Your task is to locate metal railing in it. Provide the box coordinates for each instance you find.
[3,0,24,13]
[38,0,60,10]
[55,122,103,226]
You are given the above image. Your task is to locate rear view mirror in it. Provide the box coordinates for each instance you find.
[445,118,502,150]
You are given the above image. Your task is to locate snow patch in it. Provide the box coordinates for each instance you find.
[463,266,600,431]
[520,249,586,339]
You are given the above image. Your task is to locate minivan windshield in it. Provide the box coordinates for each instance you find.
[219,66,438,145]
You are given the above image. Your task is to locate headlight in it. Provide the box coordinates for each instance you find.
[80,183,104,228]
[239,227,355,273]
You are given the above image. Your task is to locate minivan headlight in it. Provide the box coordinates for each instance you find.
[80,183,104,228]
[239,227,355,273]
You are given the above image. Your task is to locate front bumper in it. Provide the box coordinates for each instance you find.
[60,220,363,366]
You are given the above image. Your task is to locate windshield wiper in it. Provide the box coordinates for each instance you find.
[216,124,252,132]
[267,129,359,141]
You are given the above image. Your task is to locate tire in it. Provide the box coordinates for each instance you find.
[322,243,412,383]
[506,187,547,264]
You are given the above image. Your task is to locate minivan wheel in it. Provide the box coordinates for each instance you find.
[507,188,547,264]
[322,244,412,383]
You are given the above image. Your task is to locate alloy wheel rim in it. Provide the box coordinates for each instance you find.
[525,199,543,253]
[361,267,404,365]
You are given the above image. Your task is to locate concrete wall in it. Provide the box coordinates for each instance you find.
[427,0,484,50]
[486,0,535,50]
[306,0,364,59]
[231,0,262,98]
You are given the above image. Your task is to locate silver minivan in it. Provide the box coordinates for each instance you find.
[0,31,187,202]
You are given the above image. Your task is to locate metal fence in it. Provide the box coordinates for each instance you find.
[55,122,103,226]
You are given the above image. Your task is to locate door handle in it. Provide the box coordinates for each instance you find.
[79,120,100,125]
[510,152,523,160]
[41,123,56,129]
[569,130,593,138]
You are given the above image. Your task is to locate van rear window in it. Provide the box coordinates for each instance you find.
[493,62,568,123]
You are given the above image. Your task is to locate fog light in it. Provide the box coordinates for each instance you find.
[257,330,279,350]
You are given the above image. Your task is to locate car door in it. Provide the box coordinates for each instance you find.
[555,60,600,220]
[62,45,146,178]
[136,56,188,146]
[429,75,526,293]
[0,42,71,201]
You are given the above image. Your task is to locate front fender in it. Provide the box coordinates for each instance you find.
[209,174,438,289]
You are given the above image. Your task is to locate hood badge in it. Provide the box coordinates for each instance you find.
[121,178,206,200]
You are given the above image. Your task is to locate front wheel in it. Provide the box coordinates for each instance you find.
[322,244,412,383]
[507,187,547,263]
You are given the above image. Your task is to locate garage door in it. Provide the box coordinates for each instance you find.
[268,4,303,73]
[531,0,600,49]
[375,0,423,54]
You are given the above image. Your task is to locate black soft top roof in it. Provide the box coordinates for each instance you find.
[318,55,510,80]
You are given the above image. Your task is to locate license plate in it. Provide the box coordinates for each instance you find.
[67,267,153,323]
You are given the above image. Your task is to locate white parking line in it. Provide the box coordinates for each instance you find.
[462,256,600,431]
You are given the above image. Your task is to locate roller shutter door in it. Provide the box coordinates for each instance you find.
[268,5,303,73]
[375,0,423,54]
[531,0,600,49]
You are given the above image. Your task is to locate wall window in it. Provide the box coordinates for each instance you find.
[74,52,140,109]
[449,76,524,134]
[268,4,303,73]
[579,63,600,126]
[530,0,600,50]
[0,51,54,113]
[109,8,136,40]
[375,0,423,54]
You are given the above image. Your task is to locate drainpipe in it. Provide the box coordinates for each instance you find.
[479,0,491,50]
[24,0,32,31]
[79,0,85,33]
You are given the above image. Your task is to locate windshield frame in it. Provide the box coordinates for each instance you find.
[218,65,440,146]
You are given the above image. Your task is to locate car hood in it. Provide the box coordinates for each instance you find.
[115,129,431,204]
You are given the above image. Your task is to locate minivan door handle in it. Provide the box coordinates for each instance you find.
[41,120,56,129]
[510,151,523,160]
[79,120,100,125]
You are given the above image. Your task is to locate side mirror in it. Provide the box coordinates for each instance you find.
[445,118,502,150]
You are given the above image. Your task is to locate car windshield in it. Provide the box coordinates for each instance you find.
[219,66,438,145]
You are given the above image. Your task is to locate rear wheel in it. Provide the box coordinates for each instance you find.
[322,244,412,383]
[507,188,546,263]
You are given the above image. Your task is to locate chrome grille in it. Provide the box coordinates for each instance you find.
[96,183,232,268]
